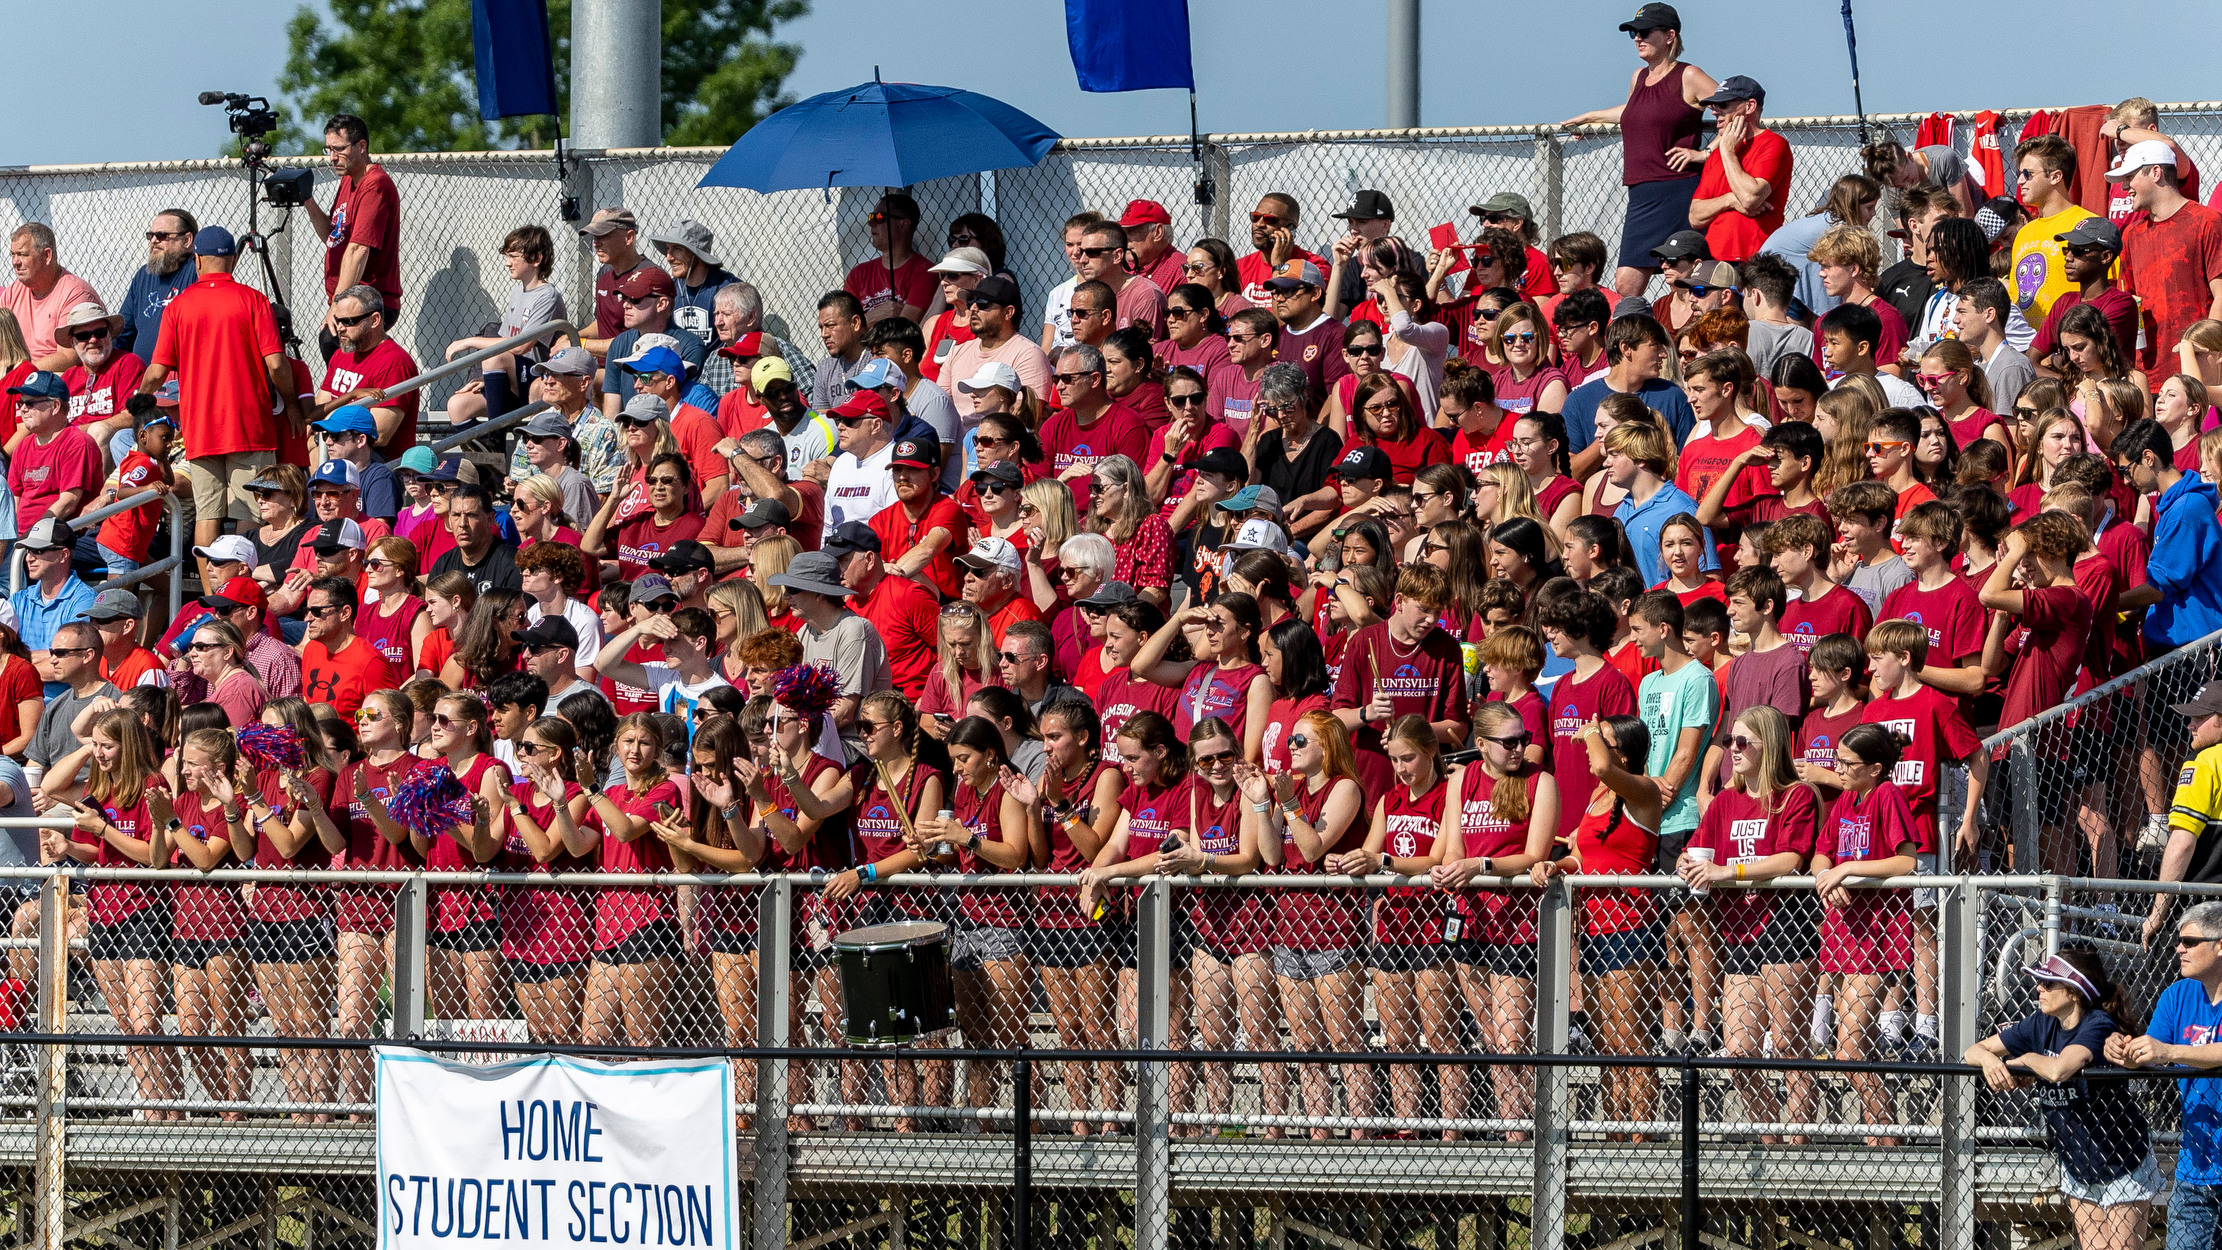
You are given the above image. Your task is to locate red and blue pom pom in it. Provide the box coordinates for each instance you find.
[236,723,306,772]
[773,662,840,721]
[387,766,475,841]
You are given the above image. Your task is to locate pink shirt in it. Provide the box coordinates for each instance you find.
[941,334,1053,419]
[0,271,100,359]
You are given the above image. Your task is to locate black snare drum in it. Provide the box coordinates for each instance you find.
[832,921,955,1047]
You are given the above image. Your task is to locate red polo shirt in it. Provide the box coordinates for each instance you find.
[983,591,1045,644]
[151,272,282,457]
[850,570,940,699]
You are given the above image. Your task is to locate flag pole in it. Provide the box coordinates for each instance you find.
[1841,0,1869,146]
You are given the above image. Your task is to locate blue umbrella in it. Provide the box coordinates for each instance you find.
[698,75,1062,194]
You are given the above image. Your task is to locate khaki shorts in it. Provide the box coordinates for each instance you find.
[185,451,275,526]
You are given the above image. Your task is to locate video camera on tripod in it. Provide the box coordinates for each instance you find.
[199,90,307,350]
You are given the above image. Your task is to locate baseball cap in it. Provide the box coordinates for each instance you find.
[1332,190,1395,221]
[956,361,1023,395]
[310,460,362,492]
[751,357,795,392]
[6,372,66,403]
[732,498,793,532]
[311,518,367,555]
[193,535,258,566]
[645,219,720,268]
[621,346,686,379]
[18,517,69,553]
[2175,679,2222,719]
[1118,199,1172,228]
[1192,447,1249,484]
[929,248,992,278]
[619,394,670,425]
[1698,76,1765,107]
[579,207,639,238]
[518,617,580,652]
[1216,484,1283,515]
[719,331,767,360]
[2055,218,2124,251]
[1614,294,1660,321]
[153,378,180,408]
[1265,259,1325,291]
[1077,581,1139,609]
[2022,952,2101,1003]
[647,540,716,576]
[829,391,890,422]
[1330,445,1393,482]
[822,521,883,556]
[200,576,266,612]
[631,573,678,603]
[955,536,1022,576]
[2107,139,2178,181]
[531,347,597,378]
[1650,230,1712,263]
[519,411,577,441]
[967,275,1021,311]
[1221,518,1291,556]
[312,405,378,436]
[1974,197,2019,246]
[394,446,438,475]
[81,588,143,622]
[1618,2,1681,31]
[848,358,904,391]
[423,455,465,483]
[889,437,941,471]
[192,226,238,257]
[615,267,676,300]
[1468,192,1534,220]
[969,461,1024,489]
[767,552,852,598]
[1678,260,1739,290]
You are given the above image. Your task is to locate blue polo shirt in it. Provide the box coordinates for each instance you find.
[1563,376,1697,454]
[1615,482,1718,588]
[2147,978,2222,1185]
[10,575,95,654]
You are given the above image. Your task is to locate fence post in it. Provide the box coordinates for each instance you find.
[1204,142,1233,244]
[752,878,792,1250]
[1012,1053,1032,1250]
[388,876,428,1038]
[1533,131,1565,244]
[2009,738,2040,874]
[1134,876,1172,1250]
[1938,878,1979,1250]
[33,872,66,1250]
[1679,1060,1699,1250]
[1531,877,1572,1250]
[2042,875,2063,958]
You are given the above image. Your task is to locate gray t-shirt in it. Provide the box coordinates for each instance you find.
[30,681,120,775]
[1917,145,1973,195]
[1980,339,2038,413]
[1846,555,1916,617]
[1746,320,1816,375]
[799,611,893,758]
[547,464,601,527]
[0,758,36,868]
[503,283,569,351]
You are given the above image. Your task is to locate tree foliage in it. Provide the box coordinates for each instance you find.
[274,0,808,154]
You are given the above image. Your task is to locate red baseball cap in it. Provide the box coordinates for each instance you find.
[200,576,267,612]
[829,391,890,421]
[615,266,676,299]
[718,331,765,360]
[1118,199,1171,228]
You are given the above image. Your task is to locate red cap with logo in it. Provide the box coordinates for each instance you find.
[201,576,268,612]
[1118,199,1171,228]
[615,266,676,299]
[719,331,766,360]
[829,391,890,421]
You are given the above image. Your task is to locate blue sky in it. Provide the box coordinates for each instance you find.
[14,0,2222,166]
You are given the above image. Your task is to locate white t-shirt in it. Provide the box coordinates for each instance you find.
[1043,275,1080,349]
[638,665,733,734]
[528,597,606,670]
[823,441,898,538]
[1833,371,1927,410]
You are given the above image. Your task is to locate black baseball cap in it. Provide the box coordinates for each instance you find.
[968,275,1021,311]
[1192,447,1249,484]
[2055,217,2124,252]
[730,497,793,532]
[823,521,883,557]
[1331,189,1395,221]
[1618,3,1680,32]
[1650,230,1711,263]
[1698,76,1765,108]
[1330,445,1393,483]
[647,540,715,576]
[969,462,1024,489]
[518,618,580,652]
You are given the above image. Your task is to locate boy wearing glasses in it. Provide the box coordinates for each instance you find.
[1863,409,1934,546]
[2009,135,2096,326]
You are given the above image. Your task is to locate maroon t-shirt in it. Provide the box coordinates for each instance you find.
[1547,661,1638,839]
[1329,622,1470,757]
[1795,701,1865,776]
[1995,584,2093,761]
[1273,315,1353,401]
[2030,287,2139,363]
[1781,584,1873,658]
[1880,577,1987,669]
[324,164,401,303]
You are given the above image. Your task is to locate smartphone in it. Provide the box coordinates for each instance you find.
[653,802,676,820]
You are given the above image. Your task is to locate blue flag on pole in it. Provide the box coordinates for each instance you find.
[471,0,559,121]
[1065,0,1195,93]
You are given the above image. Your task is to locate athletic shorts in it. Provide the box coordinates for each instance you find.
[509,960,587,984]
[951,924,1025,971]
[170,938,242,971]
[246,917,336,964]
[1453,939,1538,979]
[596,918,680,966]
[427,918,500,954]
[1370,942,1452,973]
[88,909,170,964]
[1271,944,1362,981]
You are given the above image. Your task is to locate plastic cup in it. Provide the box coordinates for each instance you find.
[1687,847,1716,897]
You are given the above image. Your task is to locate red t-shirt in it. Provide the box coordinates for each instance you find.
[1691,783,1820,940]
[1795,701,1866,777]
[1676,423,1773,532]
[321,337,421,451]
[2122,202,2222,367]
[843,255,937,321]
[1038,401,1149,513]
[2098,520,2153,671]
[96,449,167,560]
[850,571,939,699]
[0,655,38,749]
[1548,662,1638,839]
[1879,576,1987,669]
[64,352,144,428]
[301,634,398,719]
[1996,584,2093,760]
[324,163,402,302]
[8,425,101,534]
[151,272,281,457]
[1448,412,1518,473]
[667,402,728,491]
[870,495,966,602]
[2031,287,2139,364]
[613,511,706,581]
[1329,621,1471,757]
[1861,683,1981,836]
[1694,129,1793,262]
[1781,583,1873,657]
[1094,666,1182,746]
[1364,426,1451,485]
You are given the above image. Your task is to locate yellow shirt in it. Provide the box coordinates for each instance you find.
[2170,742,2222,839]
[2012,205,2096,326]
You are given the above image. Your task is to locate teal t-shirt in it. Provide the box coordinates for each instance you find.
[1639,658,1718,838]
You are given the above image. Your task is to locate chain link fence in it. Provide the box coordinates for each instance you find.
[12,102,2222,419]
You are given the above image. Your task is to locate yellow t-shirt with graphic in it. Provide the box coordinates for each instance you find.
[2012,206,2096,326]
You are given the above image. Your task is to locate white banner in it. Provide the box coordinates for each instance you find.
[375,1046,739,1250]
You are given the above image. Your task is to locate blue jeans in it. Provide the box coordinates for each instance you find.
[2170,1180,2222,1250]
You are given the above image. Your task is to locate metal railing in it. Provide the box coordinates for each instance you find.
[6,489,185,622]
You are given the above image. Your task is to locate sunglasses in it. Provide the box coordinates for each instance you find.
[145,230,189,242]
[1478,307,1504,322]
[1345,343,1385,358]
[1863,440,1911,456]
[640,600,677,614]
[866,212,909,225]
[1193,749,1236,767]
[1728,734,1756,753]
[1077,246,1118,258]
[434,713,458,729]
[1167,392,1207,407]
[185,642,225,654]
[1181,261,1213,274]
[833,415,875,427]
[646,475,684,486]
[50,646,97,658]
[1914,373,1953,390]
[71,327,110,343]
[1249,212,1284,226]
[1501,331,1537,345]
[978,482,1013,495]
[2180,936,2218,950]
[1287,734,1311,750]
[998,650,1036,664]
[859,719,894,733]
[1483,732,1531,749]
[1071,305,1109,318]
[1167,306,1199,319]
[305,603,349,618]
[1674,284,1728,298]
[333,312,375,327]
[1361,401,1400,416]
[1052,371,1099,385]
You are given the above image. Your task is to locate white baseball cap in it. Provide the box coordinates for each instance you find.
[957,361,1023,396]
[1220,518,1289,555]
[193,535,257,566]
[929,247,992,278]
[956,535,1022,576]
[2106,139,2180,181]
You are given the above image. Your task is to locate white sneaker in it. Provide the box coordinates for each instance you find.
[2140,816,2173,853]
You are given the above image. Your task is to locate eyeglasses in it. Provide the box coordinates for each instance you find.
[1501,331,1537,345]
[1181,261,1213,274]
[1286,734,1311,749]
[1054,566,1090,582]
[1863,440,1911,456]
[1345,343,1385,358]
[1728,734,1756,753]
[1166,392,1207,408]
[333,312,375,327]
[70,326,110,343]
[1193,749,1236,767]
[145,231,188,242]
[949,232,979,246]
[1077,246,1117,258]
[1249,212,1284,226]
[322,142,359,156]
